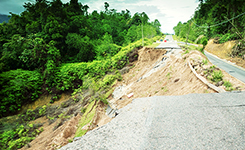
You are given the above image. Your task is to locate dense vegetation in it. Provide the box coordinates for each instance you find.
[173,0,245,55]
[0,0,162,117]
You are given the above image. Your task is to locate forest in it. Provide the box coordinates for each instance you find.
[0,0,162,118]
[173,0,245,56]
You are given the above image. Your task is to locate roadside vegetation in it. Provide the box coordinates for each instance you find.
[173,0,245,59]
[201,65,234,91]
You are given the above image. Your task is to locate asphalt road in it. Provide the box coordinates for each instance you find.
[155,35,181,49]
[60,92,245,150]
[143,92,245,149]
[205,51,245,83]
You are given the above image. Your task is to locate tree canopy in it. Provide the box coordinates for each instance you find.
[173,0,245,44]
[0,0,162,117]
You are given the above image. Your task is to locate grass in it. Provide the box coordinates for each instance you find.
[204,89,209,93]
[104,87,115,99]
[75,100,97,137]
[146,42,160,48]
[224,80,234,91]
[180,43,204,54]
[166,72,171,79]
[202,59,208,65]
[211,70,224,83]
[161,87,168,92]
[172,35,178,41]
[169,66,173,71]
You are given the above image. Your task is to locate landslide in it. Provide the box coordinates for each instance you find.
[2,44,245,150]
[109,47,245,110]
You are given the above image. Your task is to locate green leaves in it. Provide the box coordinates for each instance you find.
[0,1,163,120]
[0,123,43,150]
[65,33,95,62]
[95,33,121,60]
[0,69,43,117]
[211,70,224,83]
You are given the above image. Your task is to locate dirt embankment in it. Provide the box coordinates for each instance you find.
[109,46,245,110]
[205,39,245,68]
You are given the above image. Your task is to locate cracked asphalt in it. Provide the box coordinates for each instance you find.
[60,92,245,150]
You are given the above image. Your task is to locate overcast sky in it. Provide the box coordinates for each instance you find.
[0,0,200,34]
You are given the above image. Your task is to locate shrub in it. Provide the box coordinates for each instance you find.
[202,59,208,65]
[56,37,151,92]
[224,80,233,91]
[219,33,237,44]
[211,70,223,83]
[0,123,43,150]
[0,69,43,117]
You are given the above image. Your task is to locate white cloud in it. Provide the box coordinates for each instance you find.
[83,0,199,33]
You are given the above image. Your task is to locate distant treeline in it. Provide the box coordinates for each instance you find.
[173,0,245,45]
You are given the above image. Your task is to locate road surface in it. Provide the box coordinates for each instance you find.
[155,35,181,49]
[158,35,245,83]
[205,51,245,83]
[60,92,245,150]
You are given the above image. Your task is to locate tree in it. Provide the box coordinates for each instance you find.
[104,2,109,12]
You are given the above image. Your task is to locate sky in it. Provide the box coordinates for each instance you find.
[0,0,200,34]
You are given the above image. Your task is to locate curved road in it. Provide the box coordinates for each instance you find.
[205,51,245,83]
[158,35,245,83]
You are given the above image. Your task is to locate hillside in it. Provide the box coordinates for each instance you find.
[173,0,245,60]
[205,39,245,68]
[12,40,243,149]
[0,0,164,149]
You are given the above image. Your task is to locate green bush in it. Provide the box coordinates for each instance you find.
[211,70,224,83]
[0,123,42,150]
[224,80,233,91]
[0,36,157,118]
[56,37,152,92]
[219,33,237,44]
[0,69,43,117]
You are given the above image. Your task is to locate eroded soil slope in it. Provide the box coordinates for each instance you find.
[205,39,245,68]
[19,46,245,150]
[110,47,245,110]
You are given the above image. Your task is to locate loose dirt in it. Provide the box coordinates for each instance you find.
[109,47,245,110]
[205,39,245,68]
[110,48,214,110]
[20,114,81,150]
[19,95,111,150]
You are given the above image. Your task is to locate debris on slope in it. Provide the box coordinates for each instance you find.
[186,51,245,92]
[20,45,245,150]
[109,47,245,110]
